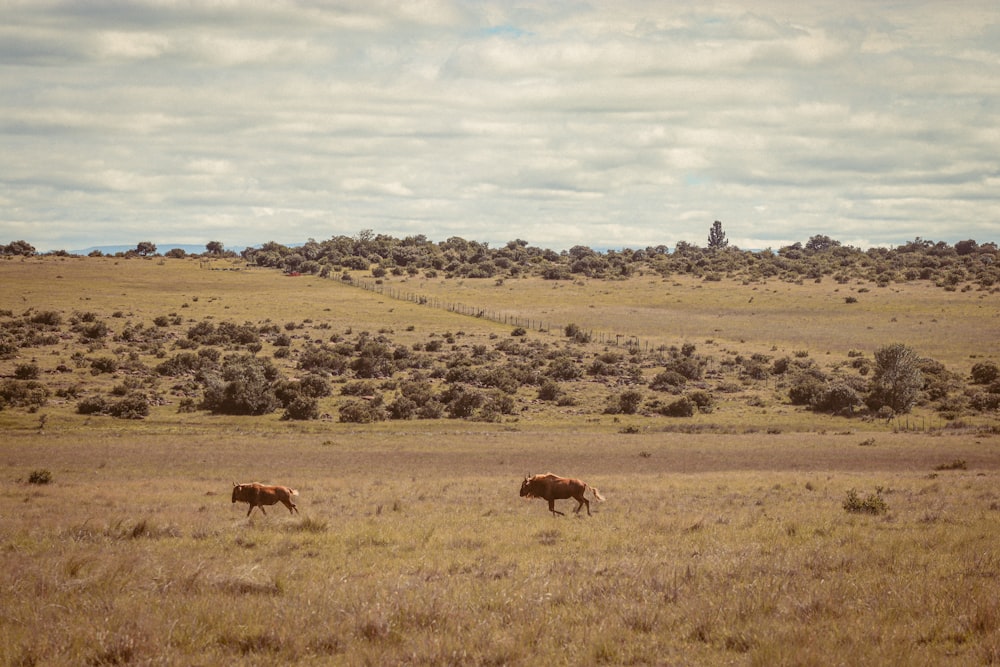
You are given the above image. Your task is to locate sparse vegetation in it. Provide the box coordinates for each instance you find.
[27,468,52,484]
[0,240,997,665]
[843,487,889,515]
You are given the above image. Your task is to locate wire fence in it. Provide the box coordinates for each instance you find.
[346,277,657,351]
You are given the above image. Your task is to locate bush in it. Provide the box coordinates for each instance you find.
[659,396,695,417]
[30,310,63,327]
[971,361,999,385]
[537,379,563,402]
[605,389,644,415]
[688,390,714,413]
[298,373,332,398]
[28,469,52,485]
[443,386,484,418]
[788,372,827,406]
[812,383,862,415]
[649,370,686,391]
[14,363,40,380]
[546,356,581,381]
[564,323,591,343]
[843,488,888,515]
[339,396,387,423]
[90,356,119,375]
[282,395,319,421]
[0,379,50,411]
[107,393,150,419]
[77,395,108,415]
[199,355,281,415]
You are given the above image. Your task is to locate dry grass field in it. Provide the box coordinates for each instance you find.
[1,255,998,665]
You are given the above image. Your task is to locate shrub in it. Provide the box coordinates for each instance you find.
[90,356,119,375]
[14,363,40,380]
[341,380,378,397]
[28,469,52,485]
[338,396,387,423]
[564,323,591,343]
[659,396,695,417]
[688,390,714,413]
[199,355,281,415]
[843,488,887,515]
[156,352,209,376]
[933,459,967,471]
[537,379,563,402]
[0,379,50,411]
[606,389,644,415]
[546,356,582,381]
[443,386,484,418]
[649,370,686,391]
[298,373,332,398]
[971,361,999,385]
[812,383,862,415]
[30,310,63,327]
[107,394,150,419]
[77,395,109,415]
[78,320,109,340]
[282,395,319,421]
[788,375,824,406]
[664,355,704,381]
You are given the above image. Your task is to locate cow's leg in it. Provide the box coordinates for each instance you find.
[548,499,564,516]
[574,495,590,515]
[282,499,298,514]
[246,504,254,517]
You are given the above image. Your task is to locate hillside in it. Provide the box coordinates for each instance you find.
[1,252,997,434]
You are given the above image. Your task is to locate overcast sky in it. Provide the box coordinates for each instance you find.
[2,1,999,253]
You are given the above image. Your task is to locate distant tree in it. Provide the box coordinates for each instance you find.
[805,235,841,252]
[164,248,187,259]
[867,343,923,414]
[205,241,224,255]
[200,354,281,415]
[970,361,999,385]
[2,240,36,256]
[135,241,157,256]
[954,239,978,256]
[707,221,728,249]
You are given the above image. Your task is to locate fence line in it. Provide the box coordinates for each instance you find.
[345,277,655,351]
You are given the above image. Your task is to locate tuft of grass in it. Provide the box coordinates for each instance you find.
[843,488,888,515]
[28,469,52,484]
[933,459,967,471]
[288,515,328,533]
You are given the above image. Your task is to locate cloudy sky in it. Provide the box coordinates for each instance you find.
[2,1,999,253]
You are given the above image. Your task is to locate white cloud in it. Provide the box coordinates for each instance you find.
[1,1,998,252]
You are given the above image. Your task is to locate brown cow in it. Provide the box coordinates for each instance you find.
[519,473,604,516]
[232,482,299,517]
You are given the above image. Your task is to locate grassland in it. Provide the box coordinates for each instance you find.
[1,254,998,665]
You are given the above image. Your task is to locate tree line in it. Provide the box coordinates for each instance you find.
[4,229,998,290]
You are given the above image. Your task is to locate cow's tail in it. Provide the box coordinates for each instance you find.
[589,485,605,502]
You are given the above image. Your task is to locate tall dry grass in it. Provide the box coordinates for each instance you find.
[2,429,998,665]
[1,255,998,664]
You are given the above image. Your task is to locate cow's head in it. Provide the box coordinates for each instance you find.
[519,475,534,498]
[232,482,242,503]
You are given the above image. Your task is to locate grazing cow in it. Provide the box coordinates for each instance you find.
[231,482,299,517]
[519,473,604,516]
